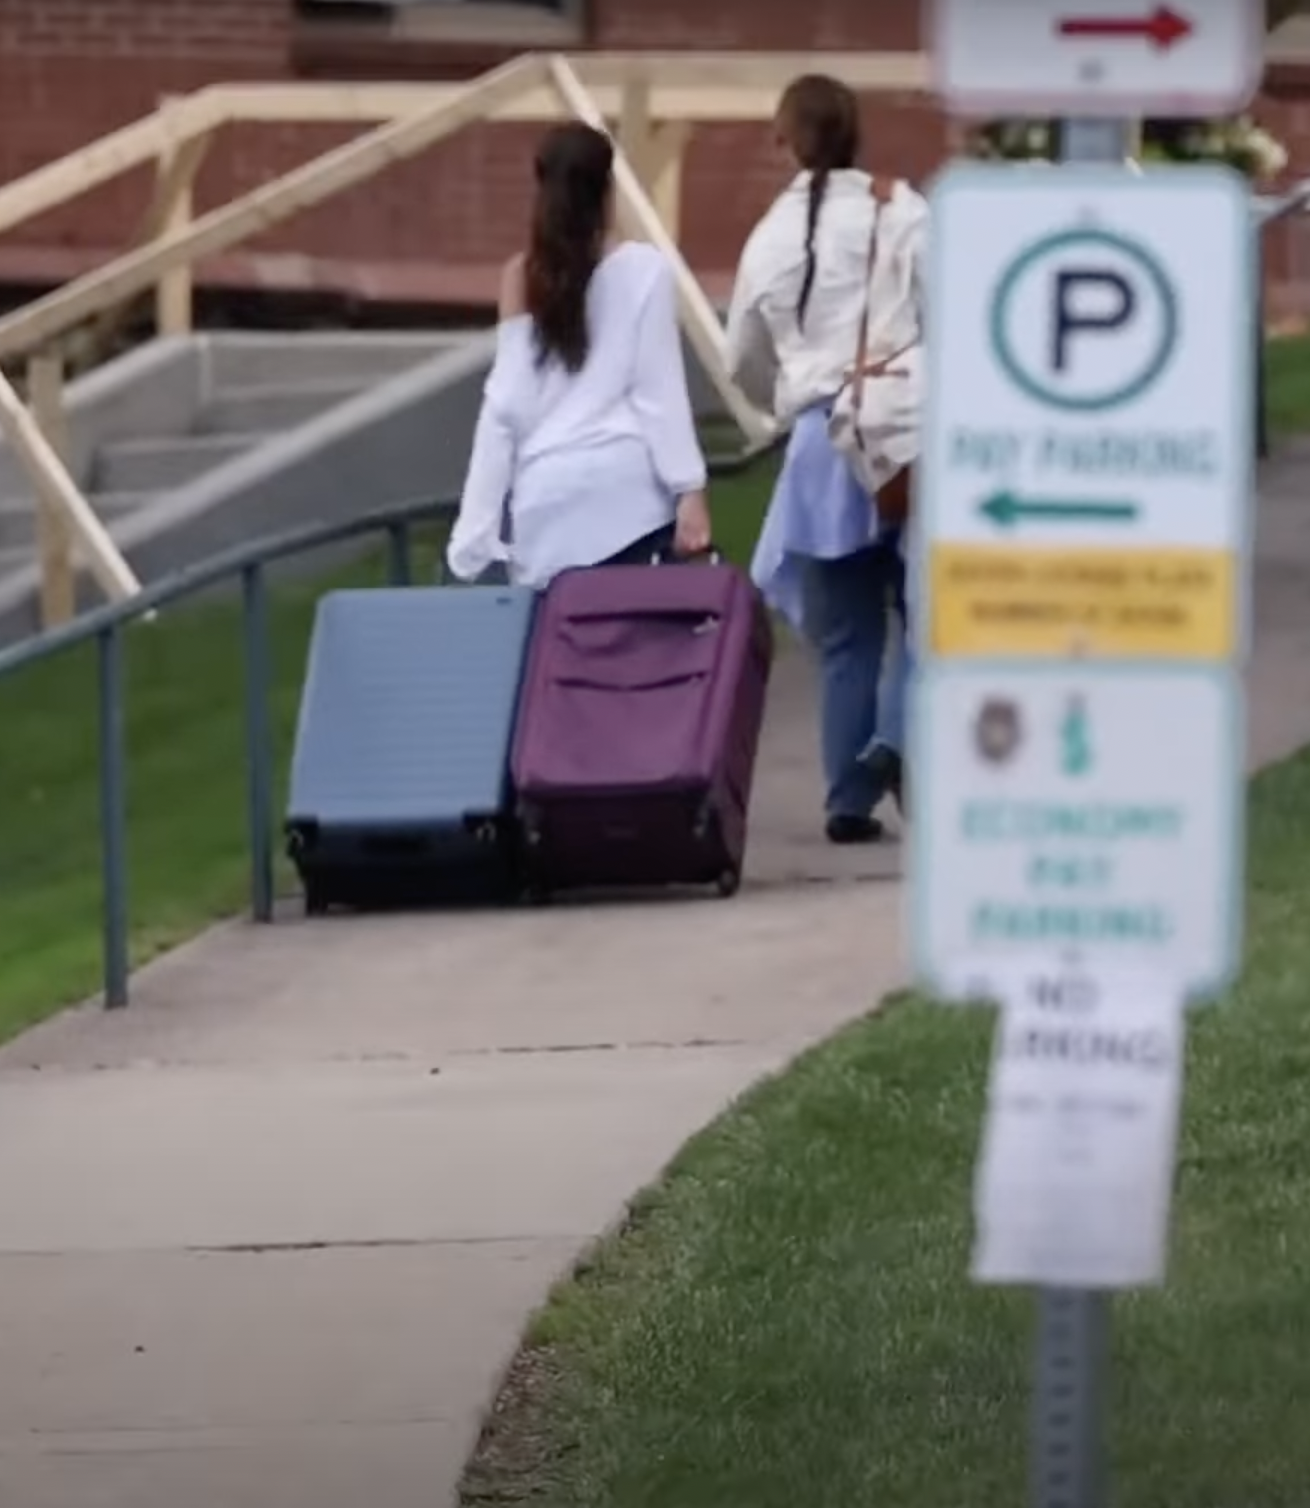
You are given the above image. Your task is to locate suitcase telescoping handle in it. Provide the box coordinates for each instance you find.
[438,558,511,587]
[649,545,723,567]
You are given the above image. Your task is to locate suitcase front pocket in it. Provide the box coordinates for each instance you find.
[555,611,721,678]
[522,612,724,790]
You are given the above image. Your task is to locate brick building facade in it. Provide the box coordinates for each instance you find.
[0,0,1305,316]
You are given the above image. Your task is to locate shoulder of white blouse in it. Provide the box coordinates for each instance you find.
[736,196,807,293]
[494,313,532,350]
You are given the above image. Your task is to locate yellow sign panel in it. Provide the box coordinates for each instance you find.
[928,544,1236,659]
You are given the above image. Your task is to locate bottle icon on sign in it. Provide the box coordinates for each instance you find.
[1060,695,1092,777]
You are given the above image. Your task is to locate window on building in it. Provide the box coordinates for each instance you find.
[295,0,584,46]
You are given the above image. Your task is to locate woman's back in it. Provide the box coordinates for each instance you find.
[729,170,927,421]
[449,239,706,586]
[499,240,675,462]
[741,168,875,415]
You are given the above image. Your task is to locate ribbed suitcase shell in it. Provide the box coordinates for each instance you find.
[511,561,773,897]
[286,585,535,911]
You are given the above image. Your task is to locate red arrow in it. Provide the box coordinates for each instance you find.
[1056,5,1193,50]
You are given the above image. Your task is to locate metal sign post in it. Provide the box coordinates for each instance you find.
[1057,117,1134,163]
[1032,1286,1109,1508]
[1025,116,1129,1508]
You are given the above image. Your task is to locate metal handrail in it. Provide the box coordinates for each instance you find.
[1255,176,1310,227]
[1251,181,1310,459]
[0,441,777,1012]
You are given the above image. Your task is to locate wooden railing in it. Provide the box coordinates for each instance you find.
[0,48,929,627]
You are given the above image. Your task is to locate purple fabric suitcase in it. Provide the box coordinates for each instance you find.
[511,560,774,898]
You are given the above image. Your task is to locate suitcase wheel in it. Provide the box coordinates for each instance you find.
[716,868,741,899]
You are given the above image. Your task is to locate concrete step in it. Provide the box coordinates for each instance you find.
[203,331,470,392]
[0,508,29,551]
[0,490,151,550]
[0,543,30,578]
[196,378,369,435]
[87,490,159,518]
[92,432,271,494]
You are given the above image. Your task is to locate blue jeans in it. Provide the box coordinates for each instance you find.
[800,541,908,820]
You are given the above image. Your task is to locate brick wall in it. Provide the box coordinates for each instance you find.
[1255,90,1310,328]
[0,0,1304,312]
[0,0,943,299]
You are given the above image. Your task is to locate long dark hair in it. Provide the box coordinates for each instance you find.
[524,121,614,372]
[775,75,860,329]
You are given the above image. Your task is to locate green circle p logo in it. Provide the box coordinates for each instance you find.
[989,228,1178,413]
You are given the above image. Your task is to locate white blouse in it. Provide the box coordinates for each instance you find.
[725,168,929,423]
[447,241,707,588]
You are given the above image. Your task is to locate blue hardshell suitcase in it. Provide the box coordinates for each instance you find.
[285,585,535,913]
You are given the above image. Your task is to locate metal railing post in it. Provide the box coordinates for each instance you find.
[96,624,129,1008]
[1256,278,1269,461]
[386,521,413,586]
[1254,178,1310,460]
[242,562,275,923]
[0,494,480,1013]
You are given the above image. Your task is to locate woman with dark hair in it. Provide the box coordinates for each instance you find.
[447,121,711,586]
[725,74,926,844]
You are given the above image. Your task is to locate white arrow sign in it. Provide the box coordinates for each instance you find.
[931,0,1262,117]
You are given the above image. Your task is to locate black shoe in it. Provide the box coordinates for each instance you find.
[862,744,907,818]
[825,814,885,845]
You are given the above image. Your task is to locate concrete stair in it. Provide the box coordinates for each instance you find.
[92,432,273,494]
[196,380,367,434]
[0,330,480,636]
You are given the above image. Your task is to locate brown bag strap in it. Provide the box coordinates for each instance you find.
[849,178,901,409]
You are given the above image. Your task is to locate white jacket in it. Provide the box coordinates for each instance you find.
[725,168,929,422]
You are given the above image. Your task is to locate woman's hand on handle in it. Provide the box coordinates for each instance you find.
[673,490,712,557]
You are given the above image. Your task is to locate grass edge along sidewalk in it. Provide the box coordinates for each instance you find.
[460,746,1310,1508]
[0,462,774,1045]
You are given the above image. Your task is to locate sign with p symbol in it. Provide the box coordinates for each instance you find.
[990,228,1178,412]
[1052,268,1136,372]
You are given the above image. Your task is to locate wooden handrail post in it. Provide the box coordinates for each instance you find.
[616,76,691,243]
[26,350,76,627]
[0,373,140,605]
[646,121,691,243]
[151,100,214,337]
[617,77,654,185]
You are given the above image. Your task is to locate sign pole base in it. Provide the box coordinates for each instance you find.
[1031,1288,1109,1508]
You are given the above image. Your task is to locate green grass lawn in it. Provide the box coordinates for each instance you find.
[459,747,1310,1508]
[0,460,775,1041]
[1264,333,1310,439]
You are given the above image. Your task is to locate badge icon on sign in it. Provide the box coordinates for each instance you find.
[974,698,1023,765]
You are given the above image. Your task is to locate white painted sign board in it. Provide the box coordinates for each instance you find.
[909,662,1243,1001]
[931,0,1262,117]
[920,164,1254,562]
[972,964,1184,1288]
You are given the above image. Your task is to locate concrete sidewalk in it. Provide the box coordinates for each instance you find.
[2,454,1309,1507]
[0,639,906,1508]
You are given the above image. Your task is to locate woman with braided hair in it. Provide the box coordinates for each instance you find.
[726,75,926,842]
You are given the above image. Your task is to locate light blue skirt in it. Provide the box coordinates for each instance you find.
[750,405,885,632]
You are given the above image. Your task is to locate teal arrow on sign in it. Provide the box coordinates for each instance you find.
[978,490,1139,529]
